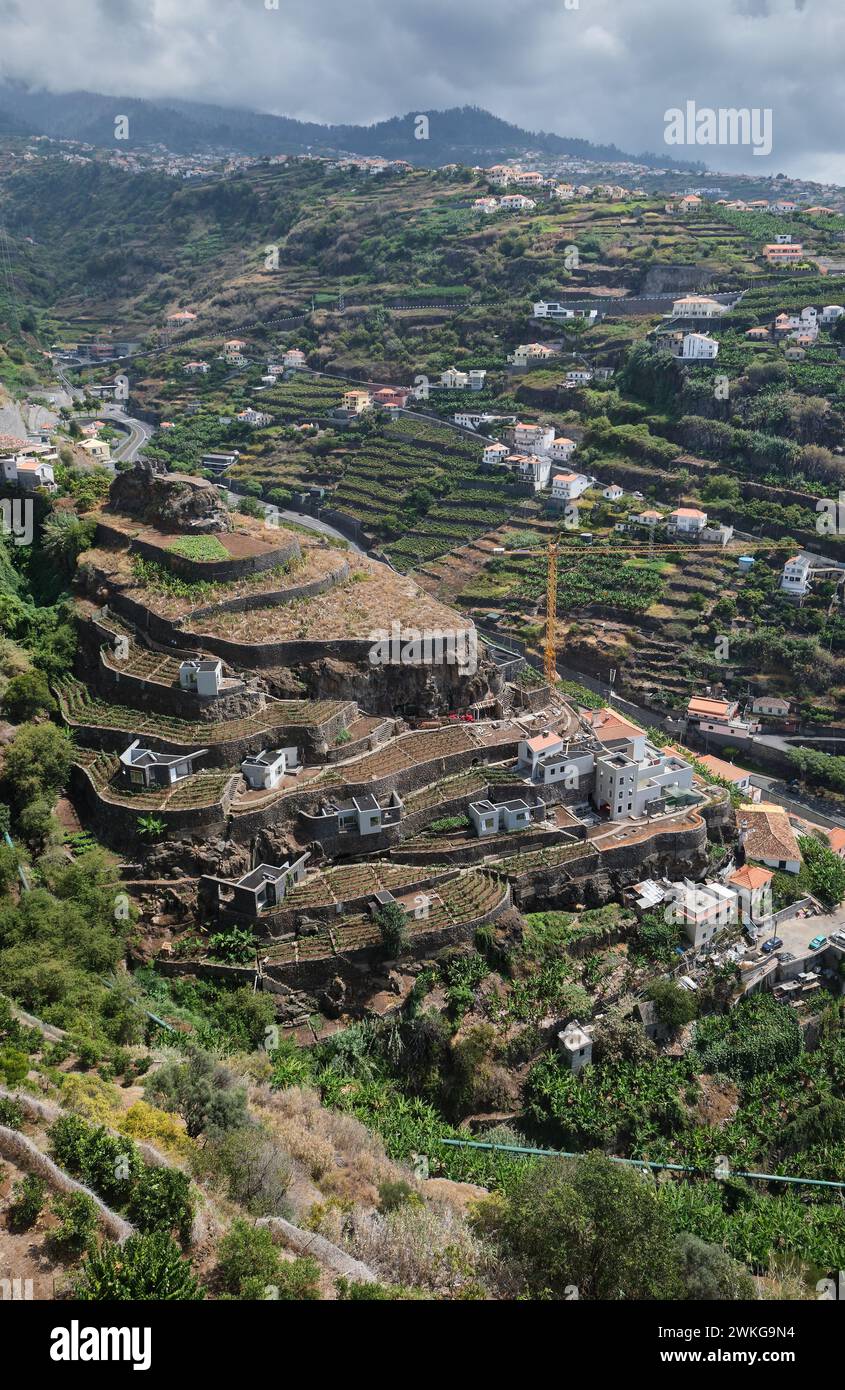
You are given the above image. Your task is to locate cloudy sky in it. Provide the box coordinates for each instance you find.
[0,0,842,180]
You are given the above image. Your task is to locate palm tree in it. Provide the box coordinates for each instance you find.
[41,511,95,570]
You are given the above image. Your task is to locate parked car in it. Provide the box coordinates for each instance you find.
[808,934,827,951]
[762,937,783,954]
[830,930,845,945]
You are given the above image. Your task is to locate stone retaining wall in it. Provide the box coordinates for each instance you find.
[70,762,236,849]
[95,518,302,583]
[156,880,512,994]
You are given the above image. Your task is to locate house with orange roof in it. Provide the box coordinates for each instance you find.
[550,470,591,503]
[697,753,758,799]
[516,728,590,786]
[669,506,708,534]
[728,863,774,926]
[763,242,804,264]
[827,827,845,859]
[738,804,802,874]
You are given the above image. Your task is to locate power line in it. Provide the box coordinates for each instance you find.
[439,1137,845,1190]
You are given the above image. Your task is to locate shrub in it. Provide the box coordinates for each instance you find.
[0,1096,24,1129]
[75,1232,204,1300]
[128,1166,194,1243]
[50,1192,99,1257]
[217,1218,280,1297]
[476,1151,683,1300]
[378,1179,422,1213]
[9,1174,46,1230]
[143,1048,250,1139]
[200,1127,292,1216]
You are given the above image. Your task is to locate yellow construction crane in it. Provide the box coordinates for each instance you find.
[544,539,559,686]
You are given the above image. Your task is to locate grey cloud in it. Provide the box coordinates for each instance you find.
[0,0,842,180]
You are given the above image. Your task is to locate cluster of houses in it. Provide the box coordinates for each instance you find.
[666,193,838,218]
[481,422,585,495]
[486,166,631,201]
[745,303,844,359]
[620,504,733,546]
[473,194,537,214]
[467,709,699,835]
[0,435,58,492]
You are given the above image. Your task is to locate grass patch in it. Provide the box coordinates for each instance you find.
[167,536,230,562]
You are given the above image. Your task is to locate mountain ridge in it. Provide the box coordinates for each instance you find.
[0,84,703,171]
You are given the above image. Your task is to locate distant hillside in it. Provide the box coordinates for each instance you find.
[0,85,702,171]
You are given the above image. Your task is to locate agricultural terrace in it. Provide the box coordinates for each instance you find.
[98,505,299,565]
[315,720,521,782]
[79,541,345,621]
[265,870,508,965]
[284,861,452,911]
[187,553,473,643]
[57,678,347,744]
[73,748,234,811]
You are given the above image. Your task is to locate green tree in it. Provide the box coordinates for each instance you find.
[75,1232,204,1300]
[478,1152,683,1300]
[144,1048,249,1139]
[1,670,56,722]
[375,902,409,958]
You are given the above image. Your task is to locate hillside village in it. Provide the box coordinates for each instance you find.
[1,112,845,1313]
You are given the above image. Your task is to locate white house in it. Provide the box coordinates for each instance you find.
[602,484,624,501]
[670,295,724,320]
[564,369,593,387]
[551,471,591,502]
[80,437,111,463]
[549,436,577,464]
[679,333,720,360]
[533,301,598,323]
[666,879,738,949]
[593,742,694,822]
[499,194,536,211]
[697,754,756,797]
[781,554,813,597]
[440,366,486,390]
[738,804,803,875]
[518,731,595,787]
[282,348,307,369]
[473,197,498,214]
[558,1020,593,1073]
[179,658,224,697]
[469,798,535,836]
[751,696,791,718]
[513,422,555,454]
[631,508,664,528]
[482,441,510,467]
[184,360,209,375]
[669,507,708,534]
[6,457,57,491]
[240,746,301,790]
[512,454,551,491]
[518,729,564,777]
[821,305,845,325]
[236,408,272,427]
[508,343,557,367]
[728,865,774,928]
